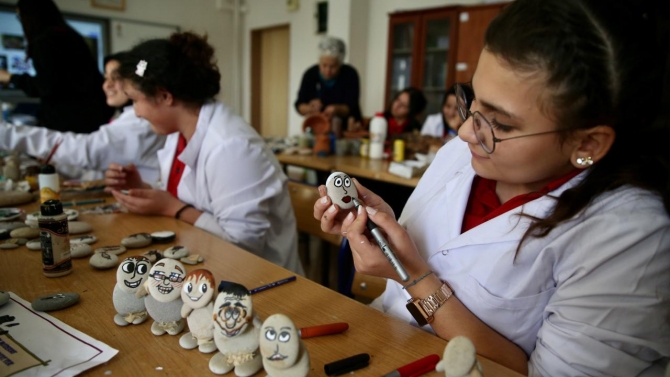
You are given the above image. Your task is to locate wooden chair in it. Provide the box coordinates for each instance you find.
[288,180,341,286]
[351,272,387,301]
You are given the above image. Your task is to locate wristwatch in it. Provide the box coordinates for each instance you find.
[406,281,454,326]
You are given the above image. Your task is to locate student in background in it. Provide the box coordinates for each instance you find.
[105,32,303,275]
[0,0,113,133]
[315,0,669,375]
[295,36,362,121]
[421,84,474,141]
[384,87,427,137]
[0,52,165,182]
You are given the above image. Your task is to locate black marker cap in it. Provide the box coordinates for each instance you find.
[40,199,63,216]
[324,353,370,376]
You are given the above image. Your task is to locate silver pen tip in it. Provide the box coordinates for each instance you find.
[352,198,361,207]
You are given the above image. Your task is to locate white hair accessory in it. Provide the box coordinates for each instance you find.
[135,60,148,77]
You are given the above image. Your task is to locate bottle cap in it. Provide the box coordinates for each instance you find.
[324,353,370,376]
[41,164,56,174]
[40,199,63,216]
[375,112,384,117]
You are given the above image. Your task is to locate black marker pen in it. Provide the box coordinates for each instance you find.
[353,198,409,282]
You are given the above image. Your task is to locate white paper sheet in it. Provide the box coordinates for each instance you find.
[0,292,118,377]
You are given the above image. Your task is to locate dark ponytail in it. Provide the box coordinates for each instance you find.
[483,0,670,249]
[117,31,220,106]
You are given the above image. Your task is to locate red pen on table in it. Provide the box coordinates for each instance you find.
[382,354,441,377]
[299,322,349,339]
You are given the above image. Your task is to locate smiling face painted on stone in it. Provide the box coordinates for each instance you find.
[181,269,215,309]
[116,256,151,294]
[148,259,185,303]
[325,171,358,209]
[260,314,300,369]
[213,282,252,338]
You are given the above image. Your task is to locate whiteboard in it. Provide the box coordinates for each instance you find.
[110,19,179,53]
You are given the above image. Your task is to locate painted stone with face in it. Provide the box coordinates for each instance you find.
[113,256,152,326]
[140,258,186,336]
[259,314,309,377]
[209,281,263,376]
[179,269,217,353]
[325,171,358,209]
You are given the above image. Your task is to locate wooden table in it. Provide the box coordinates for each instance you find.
[276,154,421,188]
[0,200,522,376]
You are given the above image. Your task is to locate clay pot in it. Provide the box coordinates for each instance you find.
[302,114,330,135]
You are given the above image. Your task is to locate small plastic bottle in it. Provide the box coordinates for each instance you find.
[39,164,60,203]
[369,112,387,159]
[359,138,370,158]
[39,199,72,277]
[393,139,405,162]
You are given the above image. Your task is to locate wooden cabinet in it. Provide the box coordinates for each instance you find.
[385,3,507,116]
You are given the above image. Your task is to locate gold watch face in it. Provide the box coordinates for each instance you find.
[406,300,429,326]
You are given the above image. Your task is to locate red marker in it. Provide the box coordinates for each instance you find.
[382,354,441,377]
[299,322,349,339]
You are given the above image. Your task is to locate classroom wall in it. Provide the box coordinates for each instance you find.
[0,0,235,109]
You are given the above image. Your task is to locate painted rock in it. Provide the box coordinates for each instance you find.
[10,227,41,239]
[24,219,39,228]
[95,245,127,256]
[31,292,80,312]
[0,290,8,307]
[6,238,27,245]
[70,235,98,245]
[68,221,93,234]
[71,243,93,258]
[140,249,164,263]
[325,171,358,210]
[121,233,153,248]
[164,245,189,259]
[0,221,27,231]
[89,251,119,269]
[0,243,18,250]
[26,239,42,251]
[151,230,176,243]
[180,254,204,265]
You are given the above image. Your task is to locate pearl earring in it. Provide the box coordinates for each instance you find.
[576,156,593,166]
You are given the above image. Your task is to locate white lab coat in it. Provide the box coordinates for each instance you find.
[156,101,303,275]
[373,139,670,376]
[0,106,165,183]
[420,113,447,138]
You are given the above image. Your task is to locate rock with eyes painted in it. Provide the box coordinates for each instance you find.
[259,314,309,377]
[179,269,217,353]
[209,281,263,376]
[137,258,186,336]
[325,171,358,209]
[112,256,152,326]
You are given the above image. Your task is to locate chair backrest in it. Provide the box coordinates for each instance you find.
[288,181,341,246]
[351,272,387,300]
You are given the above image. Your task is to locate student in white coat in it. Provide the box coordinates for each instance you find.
[0,52,165,182]
[104,32,303,275]
[314,0,670,375]
[420,84,474,141]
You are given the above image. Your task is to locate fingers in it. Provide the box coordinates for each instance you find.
[313,190,330,220]
[320,203,341,234]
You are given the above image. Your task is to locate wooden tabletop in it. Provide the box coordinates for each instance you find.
[276,154,421,188]
[0,199,522,376]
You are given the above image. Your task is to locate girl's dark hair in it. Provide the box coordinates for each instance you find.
[17,0,69,58]
[387,87,428,120]
[117,32,220,106]
[104,52,132,109]
[484,0,670,249]
[442,84,474,128]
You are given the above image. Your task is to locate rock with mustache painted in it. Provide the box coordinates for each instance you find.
[139,258,187,336]
[179,269,217,353]
[259,314,309,377]
[325,171,358,209]
[209,281,263,376]
[113,256,152,326]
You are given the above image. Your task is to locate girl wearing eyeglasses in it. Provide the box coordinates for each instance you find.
[314,0,669,375]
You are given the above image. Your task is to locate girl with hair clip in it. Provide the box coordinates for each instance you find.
[0,52,165,182]
[0,0,113,133]
[314,0,670,375]
[105,32,304,275]
[384,87,427,137]
[421,84,474,141]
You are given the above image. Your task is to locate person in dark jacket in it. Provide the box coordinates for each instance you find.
[0,0,113,133]
[295,36,362,121]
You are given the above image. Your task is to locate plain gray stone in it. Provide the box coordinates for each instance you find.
[31,292,79,312]
[0,221,27,231]
[68,221,93,234]
[26,239,42,251]
[121,233,153,248]
[0,243,19,250]
[10,227,40,239]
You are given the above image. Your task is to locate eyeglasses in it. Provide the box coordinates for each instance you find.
[456,84,563,154]
[150,271,184,283]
